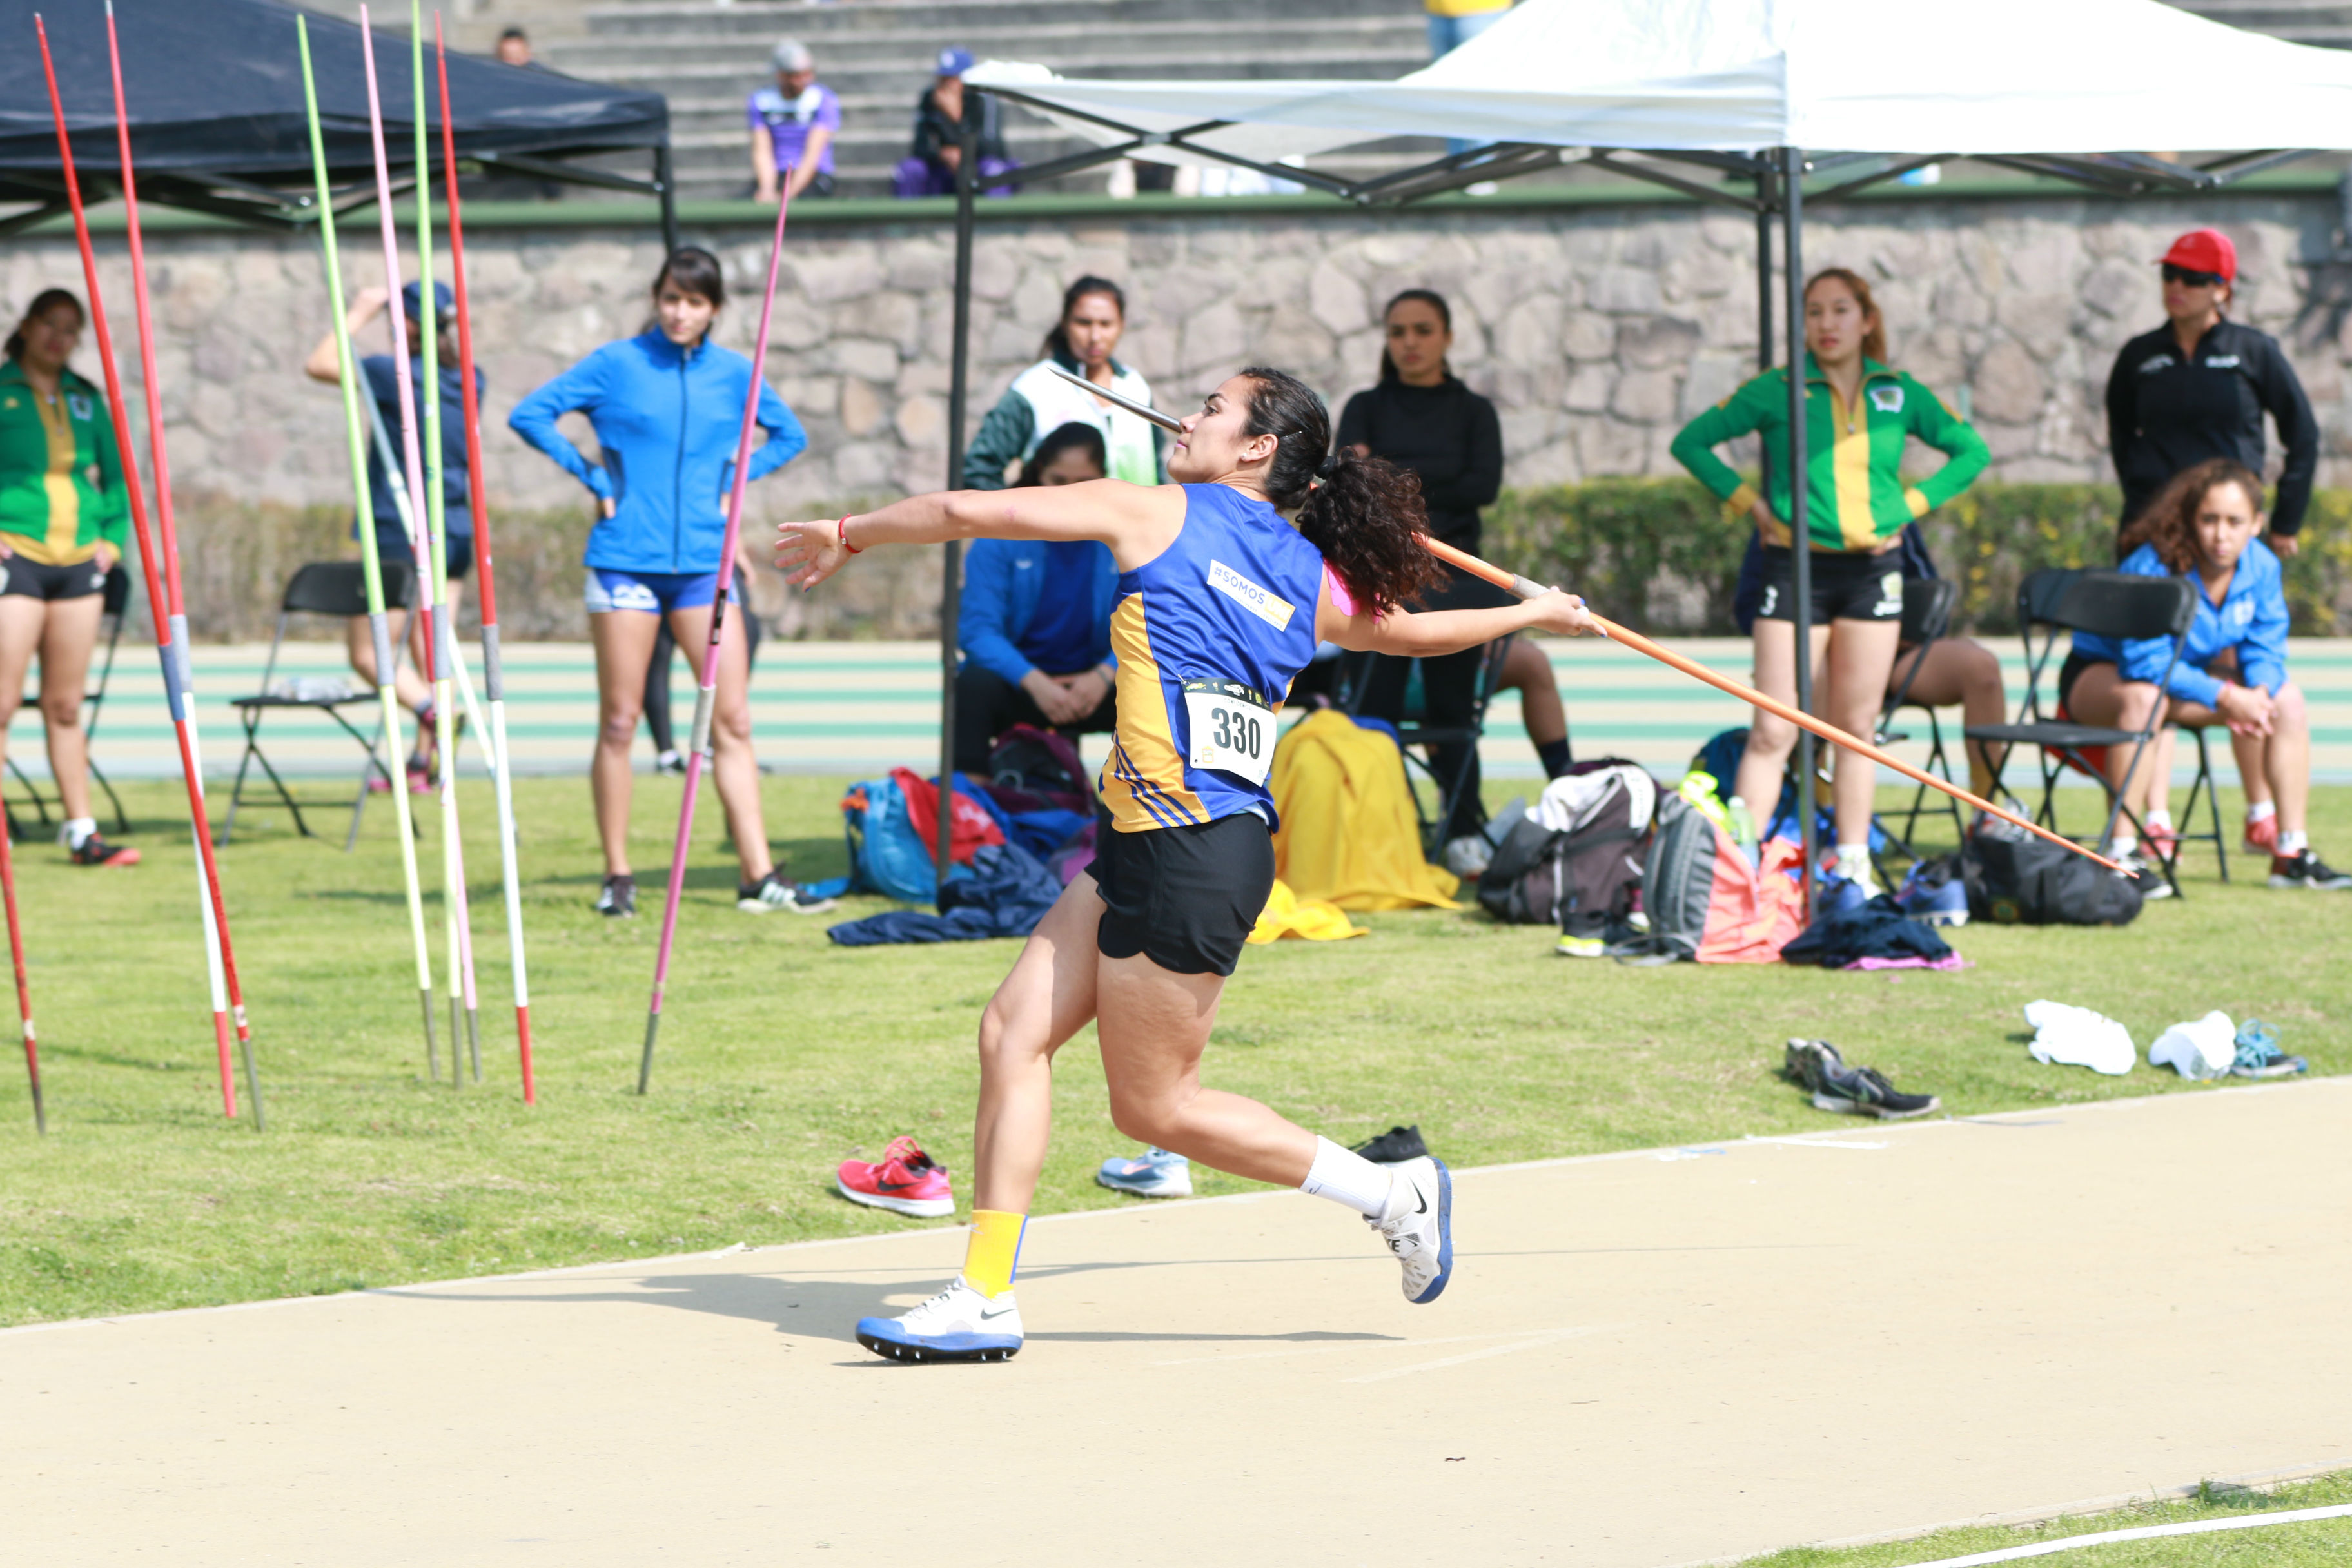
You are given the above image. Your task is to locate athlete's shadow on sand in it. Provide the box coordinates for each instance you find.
[378,1259,1406,1350]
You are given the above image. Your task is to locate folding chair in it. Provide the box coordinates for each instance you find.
[222,560,418,850]
[5,562,133,840]
[1341,637,1516,859]
[1964,567,2197,895]
[1874,576,1965,856]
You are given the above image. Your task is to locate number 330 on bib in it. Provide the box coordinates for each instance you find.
[1182,678,1274,786]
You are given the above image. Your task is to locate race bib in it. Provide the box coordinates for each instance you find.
[1183,678,1274,786]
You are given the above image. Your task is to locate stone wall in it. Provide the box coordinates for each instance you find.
[8,188,2347,634]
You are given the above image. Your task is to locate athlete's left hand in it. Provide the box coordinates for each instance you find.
[776,517,850,589]
[1526,588,1600,638]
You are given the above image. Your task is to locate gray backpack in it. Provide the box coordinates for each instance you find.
[1608,794,1723,964]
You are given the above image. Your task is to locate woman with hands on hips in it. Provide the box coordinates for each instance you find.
[0,289,137,866]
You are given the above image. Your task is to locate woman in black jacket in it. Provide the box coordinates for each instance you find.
[1337,288,1509,873]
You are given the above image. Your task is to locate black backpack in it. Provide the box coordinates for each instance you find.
[1963,824,2142,926]
[1476,765,1651,935]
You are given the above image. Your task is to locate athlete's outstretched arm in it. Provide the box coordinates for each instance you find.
[1317,578,1597,653]
[777,479,1184,587]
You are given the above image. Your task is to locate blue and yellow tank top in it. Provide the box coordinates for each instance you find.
[1099,484,1324,834]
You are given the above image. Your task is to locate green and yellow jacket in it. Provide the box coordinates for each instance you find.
[1669,354,1988,553]
[0,360,129,566]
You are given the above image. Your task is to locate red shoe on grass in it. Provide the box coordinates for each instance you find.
[837,1135,956,1218]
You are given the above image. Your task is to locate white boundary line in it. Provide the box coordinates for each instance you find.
[1883,1502,2352,1566]
[4,1076,2341,1342]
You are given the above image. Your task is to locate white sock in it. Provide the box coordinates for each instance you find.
[63,816,95,850]
[1834,844,1873,881]
[2112,835,2137,858]
[1300,1136,1393,1219]
[2247,801,2277,825]
[2144,808,2173,832]
[2280,829,2308,855]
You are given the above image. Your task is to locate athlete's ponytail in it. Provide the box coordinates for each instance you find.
[1236,366,1444,619]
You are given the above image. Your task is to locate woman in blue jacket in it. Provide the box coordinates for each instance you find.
[510,248,825,917]
[953,422,1119,772]
[2065,457,2348,890]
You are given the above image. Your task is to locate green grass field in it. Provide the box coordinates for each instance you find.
[0,773,2342,1328]
[1740,1469,2352,1566]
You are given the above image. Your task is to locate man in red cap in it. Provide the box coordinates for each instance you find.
[2105,227,2316,561]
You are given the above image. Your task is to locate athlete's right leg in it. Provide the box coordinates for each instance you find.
[589,607,662,879]
[1737,616,1829,821]
[0,591,44,786]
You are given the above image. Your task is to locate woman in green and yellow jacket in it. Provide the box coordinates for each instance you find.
[1670,266,1988,890]
[0,289,137,866]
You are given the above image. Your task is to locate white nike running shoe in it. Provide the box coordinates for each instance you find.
[1369,1155,1453,1304]
[855,1277,1023,1364]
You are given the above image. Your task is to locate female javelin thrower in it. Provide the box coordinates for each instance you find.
[778,367,1598,1364]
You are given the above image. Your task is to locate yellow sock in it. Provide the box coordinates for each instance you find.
[963,1209,1026,1300]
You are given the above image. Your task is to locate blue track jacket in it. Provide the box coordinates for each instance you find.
[957,536,1120,685]
[508,329,806,573]
[2072,538,2290,706]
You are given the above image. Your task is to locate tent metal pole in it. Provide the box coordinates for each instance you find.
[655,142,679,255]
[937,111,979,905]
[1754,166,1773,509]
[1781,145,1816,919]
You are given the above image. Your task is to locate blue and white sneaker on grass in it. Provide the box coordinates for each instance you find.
[856,1277,1023,1364]
[1370,1155,1453,1304]
[1097,1147,1193,1198]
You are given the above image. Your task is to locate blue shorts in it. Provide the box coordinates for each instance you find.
[369,523,473,580]
[583,567,740,616]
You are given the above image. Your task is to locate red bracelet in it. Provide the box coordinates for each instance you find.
[838,514,861,555]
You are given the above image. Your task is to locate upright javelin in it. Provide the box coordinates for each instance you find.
[408,0,483,1082]
[36,8,259,1124]
[436,11,534,1102]
[333,9,441,1066]
[638,187,794,1095]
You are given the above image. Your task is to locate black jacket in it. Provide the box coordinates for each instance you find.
[1335,375,1503,552]
[910,84,1006,166]
[2104,317,2317,536]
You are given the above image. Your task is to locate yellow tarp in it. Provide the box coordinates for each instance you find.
[1247,879,1369,945]
[1269,709,1461,911]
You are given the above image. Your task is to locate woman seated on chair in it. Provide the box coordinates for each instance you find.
[0,290,136,866]
[2063,456,2349,890]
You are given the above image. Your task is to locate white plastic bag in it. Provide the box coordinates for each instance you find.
[2148,1010,2236,1079]
[2023,999,2135,1077]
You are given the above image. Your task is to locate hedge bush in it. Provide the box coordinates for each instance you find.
[168,480,2351,642]
[1486,479,2352,638]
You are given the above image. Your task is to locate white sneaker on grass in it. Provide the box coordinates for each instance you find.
[855,1277,1023,1364]
[1369,1155,1453,1304]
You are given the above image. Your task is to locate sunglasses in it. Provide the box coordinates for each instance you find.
[2162,263,2224,288]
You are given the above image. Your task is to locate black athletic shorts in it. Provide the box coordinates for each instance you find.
[1755,545,1906,624]
[0,553,109,602]
[2057,651,2113,714]
[1090,808,1275,978]
[375,523,475,581]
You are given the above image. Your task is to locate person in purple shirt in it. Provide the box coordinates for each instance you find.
[749,39,838,203]
[2064,458,2349,891]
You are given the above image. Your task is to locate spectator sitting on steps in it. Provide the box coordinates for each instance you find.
[952,422,1121,774]
[895,48,1019,199]
[749,39,838,204]
[495,27,543,70]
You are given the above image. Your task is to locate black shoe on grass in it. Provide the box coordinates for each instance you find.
[2269,850,2352,891]
[1352,1124,1430,1164]
[1814,1063,1941,1120]
[595,874,637,918]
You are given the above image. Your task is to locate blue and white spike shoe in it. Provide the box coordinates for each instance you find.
[1371,1155,1453,1304]
[856,1277,1023,1364]
[1096,1147,1193,1198]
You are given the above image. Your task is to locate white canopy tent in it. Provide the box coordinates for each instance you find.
[919,0,2352,897]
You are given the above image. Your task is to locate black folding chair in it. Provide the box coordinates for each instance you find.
[1874,576,1965,856]
[222,560,417,850]
[1965,567,2197,895]
[1340,637,1517,859]
[5,562,133,840]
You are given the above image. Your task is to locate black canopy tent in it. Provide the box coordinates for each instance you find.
[923,93,2329,906]
[0,0,676,248]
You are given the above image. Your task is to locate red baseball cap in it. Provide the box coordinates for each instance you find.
[2160,228,2237,281]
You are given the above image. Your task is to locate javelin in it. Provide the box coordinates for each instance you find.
[344,8,444,1071]
[37,10,257,1124]
[639,185,794,1096]
[409,0,482,1083]
[1046,368,2120,874]
[436,12,533,1104]
[2,822,38,1134]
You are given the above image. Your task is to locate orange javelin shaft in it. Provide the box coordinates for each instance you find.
[1418,535,2121,874]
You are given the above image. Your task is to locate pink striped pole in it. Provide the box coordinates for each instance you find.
[638,187,792,1094]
